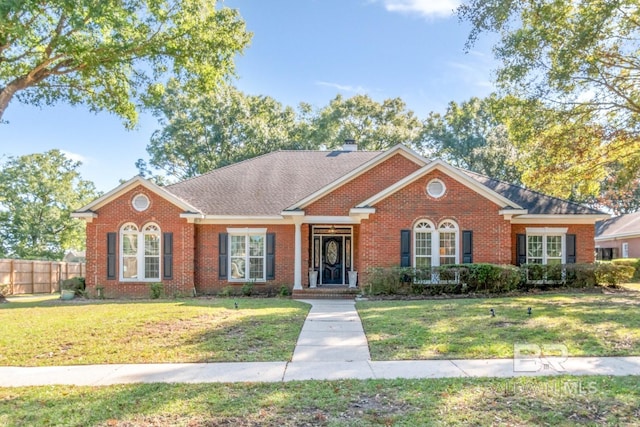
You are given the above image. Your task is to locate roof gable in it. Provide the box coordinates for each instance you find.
[73,176,200,215]
[285,144,428,211]
[357,159,522,209]
[596,211,640,239]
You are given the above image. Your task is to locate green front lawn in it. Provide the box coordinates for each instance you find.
[358,293,640,360]
[0,298,309,366]
[1,376,638,426]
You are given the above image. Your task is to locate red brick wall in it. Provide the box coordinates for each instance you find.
[194,223,300,294]
[511,224,596,264]
[305,153,422,216]
[357,171,511,282]
[85,185,195,298]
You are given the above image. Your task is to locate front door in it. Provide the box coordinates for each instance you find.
[322,236,343,285]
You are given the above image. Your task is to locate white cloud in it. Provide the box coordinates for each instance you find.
[380,0,461,19]
[316,81,369,94]
[60,149,88,164]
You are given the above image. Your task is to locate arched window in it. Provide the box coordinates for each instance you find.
[438,220,459,265]
[120,223,161,281]
[414,220,434,268]
[412,219,459,268]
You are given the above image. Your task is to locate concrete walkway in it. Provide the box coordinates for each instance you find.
[1,299,639,386]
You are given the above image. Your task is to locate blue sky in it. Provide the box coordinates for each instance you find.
[0,0,498,193]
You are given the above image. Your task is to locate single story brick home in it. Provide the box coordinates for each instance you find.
[595,211,640,260]
[72,143,608,297]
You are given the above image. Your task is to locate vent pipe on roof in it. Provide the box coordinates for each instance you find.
[343,139,357,151]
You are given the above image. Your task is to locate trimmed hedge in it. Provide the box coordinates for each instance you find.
[363,263,635,296]
[611,258,640,279]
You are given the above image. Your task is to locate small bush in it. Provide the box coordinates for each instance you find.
[61,277,86,296]
[218,286,234,297]
[564,264,598,288]
[612,258,640,279]
[594,263,635,287]
[149,282,164,299]
[242,281,254,296]
[278,285,291,297]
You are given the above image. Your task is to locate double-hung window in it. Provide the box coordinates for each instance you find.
[526,228,566,265]
[228,229,266,281]
[120,223,161,281]
[413,219,459,268]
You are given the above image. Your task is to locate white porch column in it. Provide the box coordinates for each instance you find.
[293,220,303,290]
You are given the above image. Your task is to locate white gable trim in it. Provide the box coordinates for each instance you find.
[356,160,523,210]
[595,231,640,241]
[285,144,428,210]
[73,176,201,216]
[511,214,609,225]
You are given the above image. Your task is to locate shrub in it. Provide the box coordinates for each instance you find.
[242,281,254,296]
[61,277,86,296]
[218,286,234,297]
[149,282,164,299]
[594,263,635,287]
[564,264,598,288]
[612,258,640,279]
[278,285,291,297]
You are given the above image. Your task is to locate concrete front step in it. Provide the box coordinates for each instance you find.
[292,287,360,300]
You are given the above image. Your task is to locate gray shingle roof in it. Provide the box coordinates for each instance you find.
[166,150,381,215]
[596,211,640,238]
[463,171,605,215]
[164,149,605,217]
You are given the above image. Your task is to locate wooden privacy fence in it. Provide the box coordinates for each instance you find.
[0,259,86,295]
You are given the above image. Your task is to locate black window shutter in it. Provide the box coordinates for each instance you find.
[219,233,228,279]
[266,233,275,280]
[400,229,411,267]
[107,232,116,280]
[516,233,527,266]
[462,230,473,264]
[163,232,173,280]
[566,234,577,264]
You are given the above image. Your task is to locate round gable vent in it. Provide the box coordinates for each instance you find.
[132,194,150,211]
[427,179,446,198]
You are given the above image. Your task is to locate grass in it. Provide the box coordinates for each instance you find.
[358,293,640,360]
[1,376,638,426]
[0,297,309,366]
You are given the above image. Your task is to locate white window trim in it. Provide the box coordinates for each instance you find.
[227,228,267,282]
[119,222,161,282]
[426,178,446,198]
[622,242,629,258]
[413,219,460,269]
[525,227,567,265]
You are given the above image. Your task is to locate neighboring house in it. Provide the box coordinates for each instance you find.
[63,250,86,263]
[72,143,608,297]
[595,211,640,260]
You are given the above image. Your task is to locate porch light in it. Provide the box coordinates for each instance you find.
[328,225,336,234]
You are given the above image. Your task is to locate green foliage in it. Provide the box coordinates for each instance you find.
[595,263,635,287]
[308,94,424,151]
[611,258,640,279]
[420,96,520,183]
[143,82,314,180]
[149,282,164,299]
[278,285,291,297]
[0,0,250,126]
[218,286,235,297]
[365,262,635,296]
[241,281,254,297]
[458,1,640,204]
[61,277,85,296]
[0,150,99,260]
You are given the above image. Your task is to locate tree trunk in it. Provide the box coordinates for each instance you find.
[0,78,31,122]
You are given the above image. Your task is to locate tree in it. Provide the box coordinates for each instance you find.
[0,150,99,260]
[458,0,640,200]
[143,82,313,180]
[0,0,250,127]
[309,94,424,151]
[420,96,520,183]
